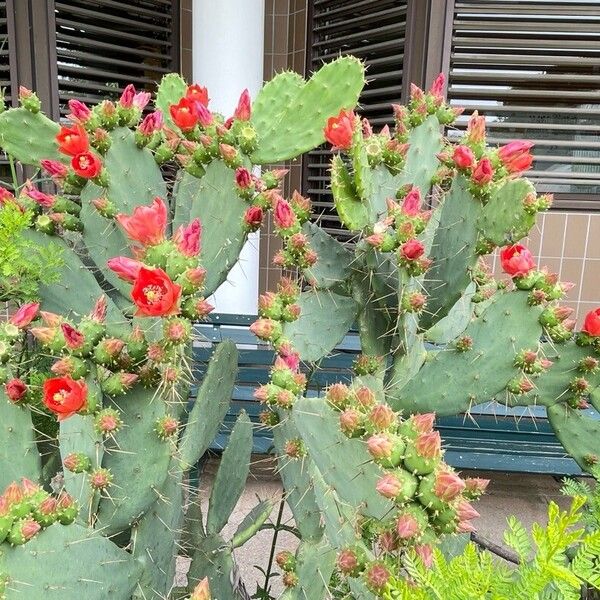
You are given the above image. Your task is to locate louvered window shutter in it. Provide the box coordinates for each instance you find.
[305,0,408,241]
[447,0,600,209]
[55,0,179,117]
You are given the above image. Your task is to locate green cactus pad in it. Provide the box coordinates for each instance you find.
[156,73,188,129]
[231,499,274,549]
[80,128,166,298]
[286,538,337,600]
[303,222,354,290]
[273,417,323,541]
[478,178,536,246]
[25,231,126,333]
[172,163,249,297]
[59,403,103,524]
[331,154,369,232]
[95,385,172,534]
[393,291,543,415]
[420,175,483,330]
[547,404,600,472]
[282,289,359,362]
[0,523,142,600]
[186,533,239,600]
[424,283,476,345]
[132,463,184,599]
[0,392,40,490]
[179,339,238,468]
[250,56,365,164]
[206,411,252,535]
[293,397,395,520]
[0,107,63,165]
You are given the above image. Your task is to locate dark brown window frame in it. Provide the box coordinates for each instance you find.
[303,0,600,215]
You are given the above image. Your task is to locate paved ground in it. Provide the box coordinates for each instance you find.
[181,455,574,597]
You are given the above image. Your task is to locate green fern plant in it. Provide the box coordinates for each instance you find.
[381,497,600,600]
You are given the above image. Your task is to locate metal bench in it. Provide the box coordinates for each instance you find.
[192,313,597,476]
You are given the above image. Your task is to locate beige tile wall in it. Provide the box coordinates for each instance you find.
[489,211,600,323]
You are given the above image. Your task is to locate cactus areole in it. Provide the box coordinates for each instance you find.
[0,60,597,599]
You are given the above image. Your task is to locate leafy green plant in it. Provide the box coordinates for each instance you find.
[0,201,62,302]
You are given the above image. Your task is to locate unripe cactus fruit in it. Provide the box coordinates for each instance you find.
[89,467,113,490]
[275,550,296,572]
[8,517,40,545]
[63,452,92,473]
[376,470,418,503]
[94,407,123,436]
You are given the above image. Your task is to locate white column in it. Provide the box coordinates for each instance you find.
[192,0,264,315]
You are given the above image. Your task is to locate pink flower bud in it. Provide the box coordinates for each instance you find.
[235,167,252,188]
[356,386,376,408]
[21,518,41,541]
[4,482,24,506]
[196,103,213,127]
[194,298,214,317]
[10,302,39,328]
[434,470,466,502]
[174,218,202,257]
[278,345,300,372]
[410,83,425,102]
[369,404,396,429]
[103,338,125,357]
[24,181,55,207]
[90,296,107,323]
[399,239,425,261]
[185,267,207,288]
[457,500,480,521]
[498,140,534,174]
[365,233,384,248]
[119,84,136,108]
[5,379,27,403]
[273,198,296,229]
[51,357,76,376]
[376,473,402,499]
[365,562,390,590]
[107,256,143,283]
[452,145,475,169]
[139,111,163,135]
[464,477,489,497]
[244,205,263,231]
[457,520,476,533]
[234,89,252,121]
[31,326,57,344]
[401,186,422,216]
[61,323,85,350]
[68,99,92,122]
[466,111,486,143]
[40,159,68,178]
[38,495,58,515]
[327,383,350,408]
[429,72,446,98]
[339,408,361,435]
[471,157,494,185]
[396,513,420,539]
[249,318,279,340]
[415,431,441,459]
[415,544,433,567]
[218,143,237,161]
[190,577,211,600]
[412,412,436,433]
[133,91,151,110]
[337,548,360,574]
[367,433,393,459]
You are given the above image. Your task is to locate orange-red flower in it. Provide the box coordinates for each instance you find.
[43,376,87,421]
[500,244,536,277]
[582,308,600,337]
[131,267,181,317]
[116,197,167,246]
[233,89,251,121]
[324,109,355,150]
[186,84,209,107]
[169,97,199,131]
[56,124,89,156]
[71,151,102,179]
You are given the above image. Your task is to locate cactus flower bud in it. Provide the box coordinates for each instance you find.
[284,438,306,458]
[89,467,113,490]
[375,473,402,499]
[337,547,364,576]
[414,543,434,567]
[189,577,211,600]
[94,408,123,436]
[232,88,252,121]
[452,145,475,169]
[282,572,298,588]
[412,413,436,434]
[369,404,396,430]
[41,159,69,179]
[415,431,441,459]
[471,157,493,185]
[250,318,282,342]
[10,302,39,329]
[273,198,297,230]
[63,452,92,473]
[500,244,536,278]
[243,205,263,231]
[434,471,465,502]
[364,561,390,591]
[51,356,88,379]
[8,517,40,545]
[355,386,376,408]
[56,491,78,524]
[457,500,480,521]
[163,318,191,345]
[34,496,59,527]
[276,550,296,572]
[326,383,350,409]
[174,218,202,258]
[399,239,425,261]
[4,378,27,403]
[61,323,85,351]
[155,415,179,439]
[466,111,485,144]
[340,408,362,436]
[396,513,420,539]
[139,110,164,135]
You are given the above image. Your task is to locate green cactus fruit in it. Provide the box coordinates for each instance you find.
[417,473,446,512]
[403,446,440,476]
[251,56,365,164]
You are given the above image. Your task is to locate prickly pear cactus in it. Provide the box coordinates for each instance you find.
[248,73,600,596]
[0,59,366,600]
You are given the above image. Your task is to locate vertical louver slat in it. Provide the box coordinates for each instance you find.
[305,0,408,241]
[0,1,14,182]
[447,0,600,204]
[55,0,178,117]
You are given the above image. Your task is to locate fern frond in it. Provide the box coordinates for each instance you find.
[504,516,532,561]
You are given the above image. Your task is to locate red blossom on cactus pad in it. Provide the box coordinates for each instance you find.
[43,376,87,421]
[131,267,182,317]
[56,124,89,156]
[324,108,355,150]
[500,244,536,278]
[116,197,167,246]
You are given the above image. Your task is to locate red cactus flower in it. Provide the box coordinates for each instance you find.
[71,151,102,179]
[234,89,252,121]
[453,145,475,169]
[174,218,201,258]
[169,97,199,131]
[324,108,355,149]
[116,197,167,245]
[56,124,89,156]
[186,84,209,107]
[107,256,144,283]
[500,244,536,278]
[583,308,600,337]
[471,157,493,185]
[43,376,87,421]
[61,323,85,350]
[5,378,27,403]
[24,181,54,207]
[10,302,39,328]
[498,140,534,174]
[131,267,182,317]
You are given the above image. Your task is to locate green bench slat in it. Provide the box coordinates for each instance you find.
[191,314,595,475]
